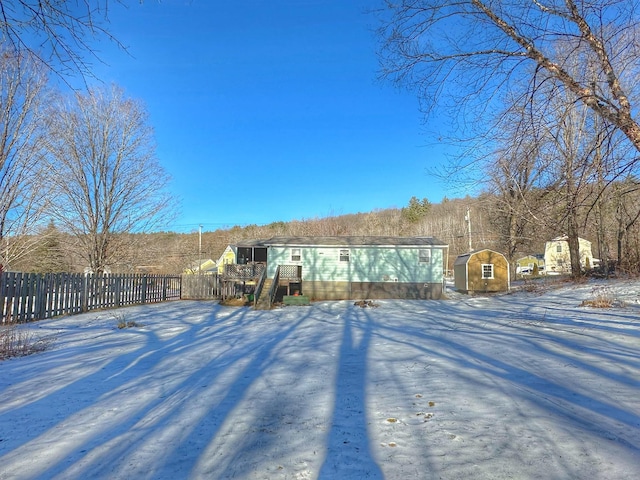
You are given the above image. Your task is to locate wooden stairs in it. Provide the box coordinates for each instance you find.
[254,278,273,310]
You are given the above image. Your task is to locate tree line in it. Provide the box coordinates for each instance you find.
[10,188,640,275]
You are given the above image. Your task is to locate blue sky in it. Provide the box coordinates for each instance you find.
[87,0,461,233]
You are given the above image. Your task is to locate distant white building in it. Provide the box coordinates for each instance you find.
[544,236,595,274]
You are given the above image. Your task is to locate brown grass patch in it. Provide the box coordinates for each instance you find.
[219,297,251,307]
[580,287,626,308]
[1,322,53,360]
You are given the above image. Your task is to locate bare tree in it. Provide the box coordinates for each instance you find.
[546,98,604,275]
[45,84,175,273]
[0,49,49,270]
[484,68,629,276]
[481,88,552,262]
[0,0,129,80]
[379,1,640,154]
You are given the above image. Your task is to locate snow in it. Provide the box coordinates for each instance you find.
[1,279,640,479]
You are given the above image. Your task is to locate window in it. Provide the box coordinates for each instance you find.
[339,249,350,262]
[481,264,494,279]
[419,249,431,263]
[291,248,301,262]
[556,244,562,253]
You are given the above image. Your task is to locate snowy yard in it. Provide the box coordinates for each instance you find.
[1,280,639,479]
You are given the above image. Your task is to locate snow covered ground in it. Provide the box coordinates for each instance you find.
[1,279,639,480]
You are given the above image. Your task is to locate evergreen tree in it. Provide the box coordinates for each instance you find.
[401,197,431,223]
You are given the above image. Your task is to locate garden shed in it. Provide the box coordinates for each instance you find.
[454,249,510,293]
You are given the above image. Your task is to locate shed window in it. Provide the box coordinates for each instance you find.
[291,248,301,262]
[419,249,431,263]
[481,264,494,279]
[339,249,350,262]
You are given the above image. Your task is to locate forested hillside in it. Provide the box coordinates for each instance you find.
[9,189,640,275]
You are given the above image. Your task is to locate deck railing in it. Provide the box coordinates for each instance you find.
[267,266,281,309]
[279,264,302,280]
[223,263,266,280]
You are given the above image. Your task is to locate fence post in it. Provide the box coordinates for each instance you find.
[141,275,148,304]
[35,274,44,320]
[0,272,5,323]
[162,276,167,301]
[114,276,121,308]
[82,274,89,312]
[15,272,25,322]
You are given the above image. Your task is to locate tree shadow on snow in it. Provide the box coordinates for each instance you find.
[0,301,292,479]
[318,306,384,479]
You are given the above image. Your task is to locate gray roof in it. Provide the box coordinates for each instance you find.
[237,236,447,248]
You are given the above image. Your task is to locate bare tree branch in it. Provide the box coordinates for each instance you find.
[0,0,129,82]
[379,0,640,151]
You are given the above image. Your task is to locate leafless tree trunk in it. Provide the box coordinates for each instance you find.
[0,49,49,270]
[45,84,175,274]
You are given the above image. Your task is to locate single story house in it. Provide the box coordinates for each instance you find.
[515,254,545,275]
[454,249,510,293]
[544,236,595,274]
[232,236,448,301]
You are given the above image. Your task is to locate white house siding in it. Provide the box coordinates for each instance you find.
[544,237,594,274]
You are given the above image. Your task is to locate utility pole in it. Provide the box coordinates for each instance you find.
[198,225,202,275]
[464,207,472,252]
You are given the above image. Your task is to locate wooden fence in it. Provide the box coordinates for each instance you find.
[181,274,222,300]
[1,272,183,323]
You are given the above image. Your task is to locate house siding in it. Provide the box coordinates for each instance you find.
[266,244,445,300]
[267,246,443,283]
[217,246,236,275]
[544,237,594,274]
[453,261,469,292]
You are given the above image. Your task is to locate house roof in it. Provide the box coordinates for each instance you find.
[454,249,507,265]
[548,236,591,244]
[235,236,447,248]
